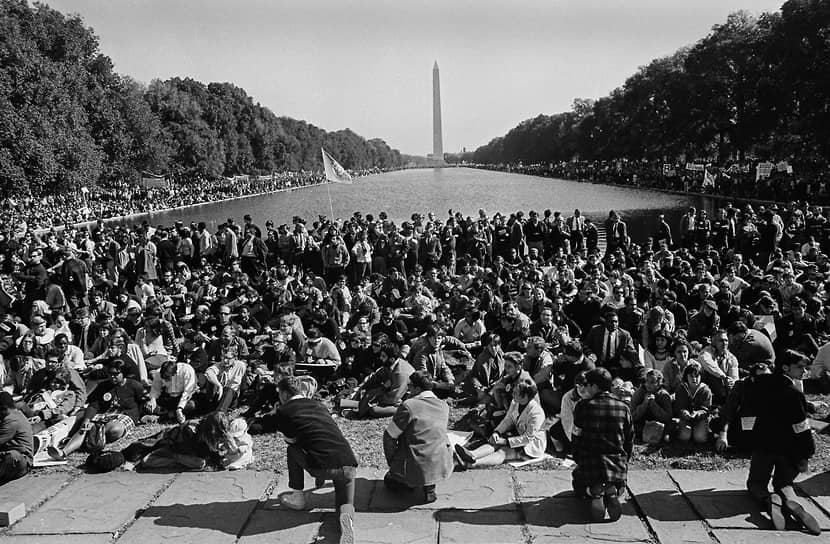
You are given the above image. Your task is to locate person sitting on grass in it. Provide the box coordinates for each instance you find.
[49,358,143,459]
[352,344,414,419]
[455,380,546,468]
[630,369,673,444]
[383,370,453,503]
[0,391,33,485]
[134,411,254,471]
[274,376,357,544]
[488,351,534,413]
[459,332,504,406]
[20,372,77,434]
[747,350,820,536]
[549,370,590,455]
[672,362,712,444]
[571,367,633,522]
[145,359,198,423]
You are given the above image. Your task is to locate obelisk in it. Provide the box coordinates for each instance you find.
[432,61,443,161]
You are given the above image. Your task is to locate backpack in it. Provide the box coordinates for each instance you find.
[83,421,107,453]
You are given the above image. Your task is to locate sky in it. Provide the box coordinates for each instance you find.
[43,0,786,156]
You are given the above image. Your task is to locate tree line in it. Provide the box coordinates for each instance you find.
[471,1,830,166]
[0,0,402,197]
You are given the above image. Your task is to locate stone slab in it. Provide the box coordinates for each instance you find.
[0,535,112,544]
[318,510,436,544]
[0,473,72,515]
[268,468,377,512]
[796,471,830,517]
[369,470,516,511]
[118,470,272,544]
[438,509,524,543]
[238,510,323,544]
[523,497,650,543]
[627,470,712,544]
[670,469,830,530]
[515,470,576,499]
[10,472,171,535]
[711,528,827,544]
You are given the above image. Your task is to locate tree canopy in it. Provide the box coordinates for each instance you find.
[0,0,401,197]
[473,1,830,165]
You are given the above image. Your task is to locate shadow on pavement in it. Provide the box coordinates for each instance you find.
[797,471,830,499]
[633,487,769,527]
[141,499,262,534]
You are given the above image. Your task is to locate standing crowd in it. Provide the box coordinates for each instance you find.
[1,197,828,540]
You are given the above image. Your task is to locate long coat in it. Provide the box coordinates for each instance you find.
[572,391,633,485]
[494,396,547,458]
[384,390,453,486]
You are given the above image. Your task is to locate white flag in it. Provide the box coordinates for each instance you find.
[702,168,716,188]
[80,186,89,194]
[321,148,352,184]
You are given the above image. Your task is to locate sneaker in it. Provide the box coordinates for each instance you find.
[280,490,308,511]
[767,493,786,531]
[604,487,622,522]
[47,446,66,461]
[339,503,355,544]
[782,496,821,536]
[589,494,606,522]
[454,444,476,466]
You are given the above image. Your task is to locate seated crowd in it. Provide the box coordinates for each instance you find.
[0,200,828,539]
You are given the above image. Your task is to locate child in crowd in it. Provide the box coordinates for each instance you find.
[673,362,712,443]
[630,369,673,444]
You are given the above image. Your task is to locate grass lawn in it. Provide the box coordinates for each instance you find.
[35,393,830,478]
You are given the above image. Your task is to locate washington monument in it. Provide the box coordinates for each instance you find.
[432,61,444,162]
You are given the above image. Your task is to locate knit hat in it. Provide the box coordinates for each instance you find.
[86,451,125,473]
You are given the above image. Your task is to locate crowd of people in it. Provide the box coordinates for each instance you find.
[0,195,828,540]
[0,167,392,232]
[473,160,830,206]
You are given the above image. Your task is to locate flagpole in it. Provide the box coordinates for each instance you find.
[325,181,334,220]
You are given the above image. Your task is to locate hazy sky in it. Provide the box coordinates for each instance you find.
[43,0,785,156]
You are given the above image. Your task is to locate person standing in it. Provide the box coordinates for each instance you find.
[571,368,633,522]
[382,370,453,503]
[747,350,820,535]
[274,376,357,544]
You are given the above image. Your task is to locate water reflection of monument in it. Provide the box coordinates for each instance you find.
[429,61,446,166]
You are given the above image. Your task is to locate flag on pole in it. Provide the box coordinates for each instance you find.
[321,148,352,184]
[702,167,716,188]
[81,186,89,194]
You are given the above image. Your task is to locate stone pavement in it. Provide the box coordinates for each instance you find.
[1,468,828,543]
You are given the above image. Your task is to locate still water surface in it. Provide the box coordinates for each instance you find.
[138,168,724,243]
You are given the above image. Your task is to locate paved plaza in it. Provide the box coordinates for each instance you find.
[0,468,828,543]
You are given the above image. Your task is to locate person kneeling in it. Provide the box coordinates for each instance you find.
[274,376,357,544]
[382,370,453,503]
[455,381,546,468]
[571,368,633,522]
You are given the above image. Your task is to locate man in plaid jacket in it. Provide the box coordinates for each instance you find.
[571,367,633,522]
